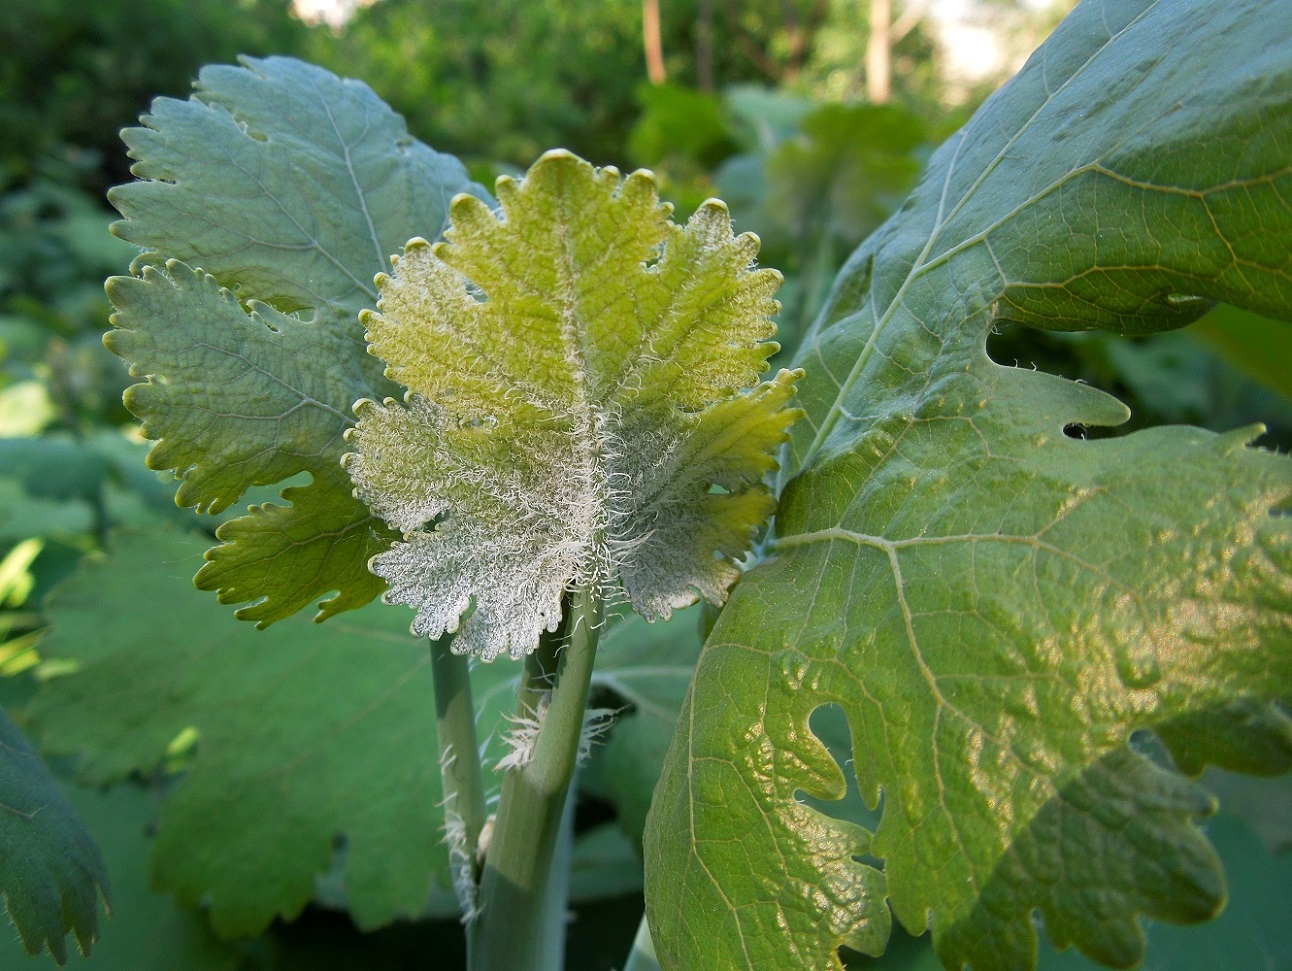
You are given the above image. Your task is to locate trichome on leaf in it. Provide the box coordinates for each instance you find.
[344,150,802,660]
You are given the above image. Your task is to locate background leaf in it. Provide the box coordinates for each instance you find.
[26,526,520,935]
[0,781,255,971]
[0,706,108,964]
[584,606,705,849]
[645,2,1292,969]
[1189,304,1292,405]
[0,776,659,970]
[17,525,697,955]
[104,56,488,623]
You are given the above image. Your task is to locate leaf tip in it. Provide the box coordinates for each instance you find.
[537,147,579,162]
[696,196,730,216]
[448,191,495,226]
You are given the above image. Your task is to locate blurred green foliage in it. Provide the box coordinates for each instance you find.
[302,0,644,168]
[0,0,308,192]
[0,171,138,436]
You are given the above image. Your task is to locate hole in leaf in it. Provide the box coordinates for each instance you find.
[799,703,884,842]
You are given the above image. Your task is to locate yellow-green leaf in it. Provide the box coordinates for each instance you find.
[344,150,802,659]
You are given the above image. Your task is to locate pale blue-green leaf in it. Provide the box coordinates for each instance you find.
[105,57,488,623]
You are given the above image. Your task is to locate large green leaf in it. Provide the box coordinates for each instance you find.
[26,527,520,936]
[0,707,108,964]
[104,56,487,623]
[645,2,1292,970]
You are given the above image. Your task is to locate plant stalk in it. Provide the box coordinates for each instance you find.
[470,583,604,971]
[430,637,488,939]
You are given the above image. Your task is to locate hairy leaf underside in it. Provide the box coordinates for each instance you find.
[344,151,801,659]
[104,56,487,624]
[645,2,1292,970]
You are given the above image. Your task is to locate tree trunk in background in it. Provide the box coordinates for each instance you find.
[696,0,714,92]
[867,0,892,103]
[644,0,666,84]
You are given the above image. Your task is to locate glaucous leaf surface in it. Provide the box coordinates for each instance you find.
[104,56,487,623]
[344,151,801,659]
[0,707,108,964]
[26,527,519,936]
[645,2,1292,969]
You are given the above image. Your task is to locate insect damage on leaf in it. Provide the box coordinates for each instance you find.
[343,149,802,660]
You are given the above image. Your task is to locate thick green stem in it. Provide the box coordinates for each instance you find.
[470,583,604,971]
[430,638,487,930]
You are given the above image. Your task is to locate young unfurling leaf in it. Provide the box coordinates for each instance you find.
[343,150,802,660]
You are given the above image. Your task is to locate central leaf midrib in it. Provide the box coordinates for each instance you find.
[553,198,614,579]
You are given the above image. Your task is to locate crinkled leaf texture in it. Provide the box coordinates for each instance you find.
[26,527,519,936]
[645,2,1292,970]
[104,56,488,624]
[0,707,108,964]
[344,150,802,660]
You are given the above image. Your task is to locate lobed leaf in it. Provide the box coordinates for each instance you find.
[0,782,255,971]
[26,527,517,935]
[0,707,109,964]
[645,2,1292,970]
[104,56,486,622]
[344,150,802,659]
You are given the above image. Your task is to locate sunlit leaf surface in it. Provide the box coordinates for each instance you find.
[645,2,1292,969]
[345,151,801,659]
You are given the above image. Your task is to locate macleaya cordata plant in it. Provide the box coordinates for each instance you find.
[12,1,1291,968]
